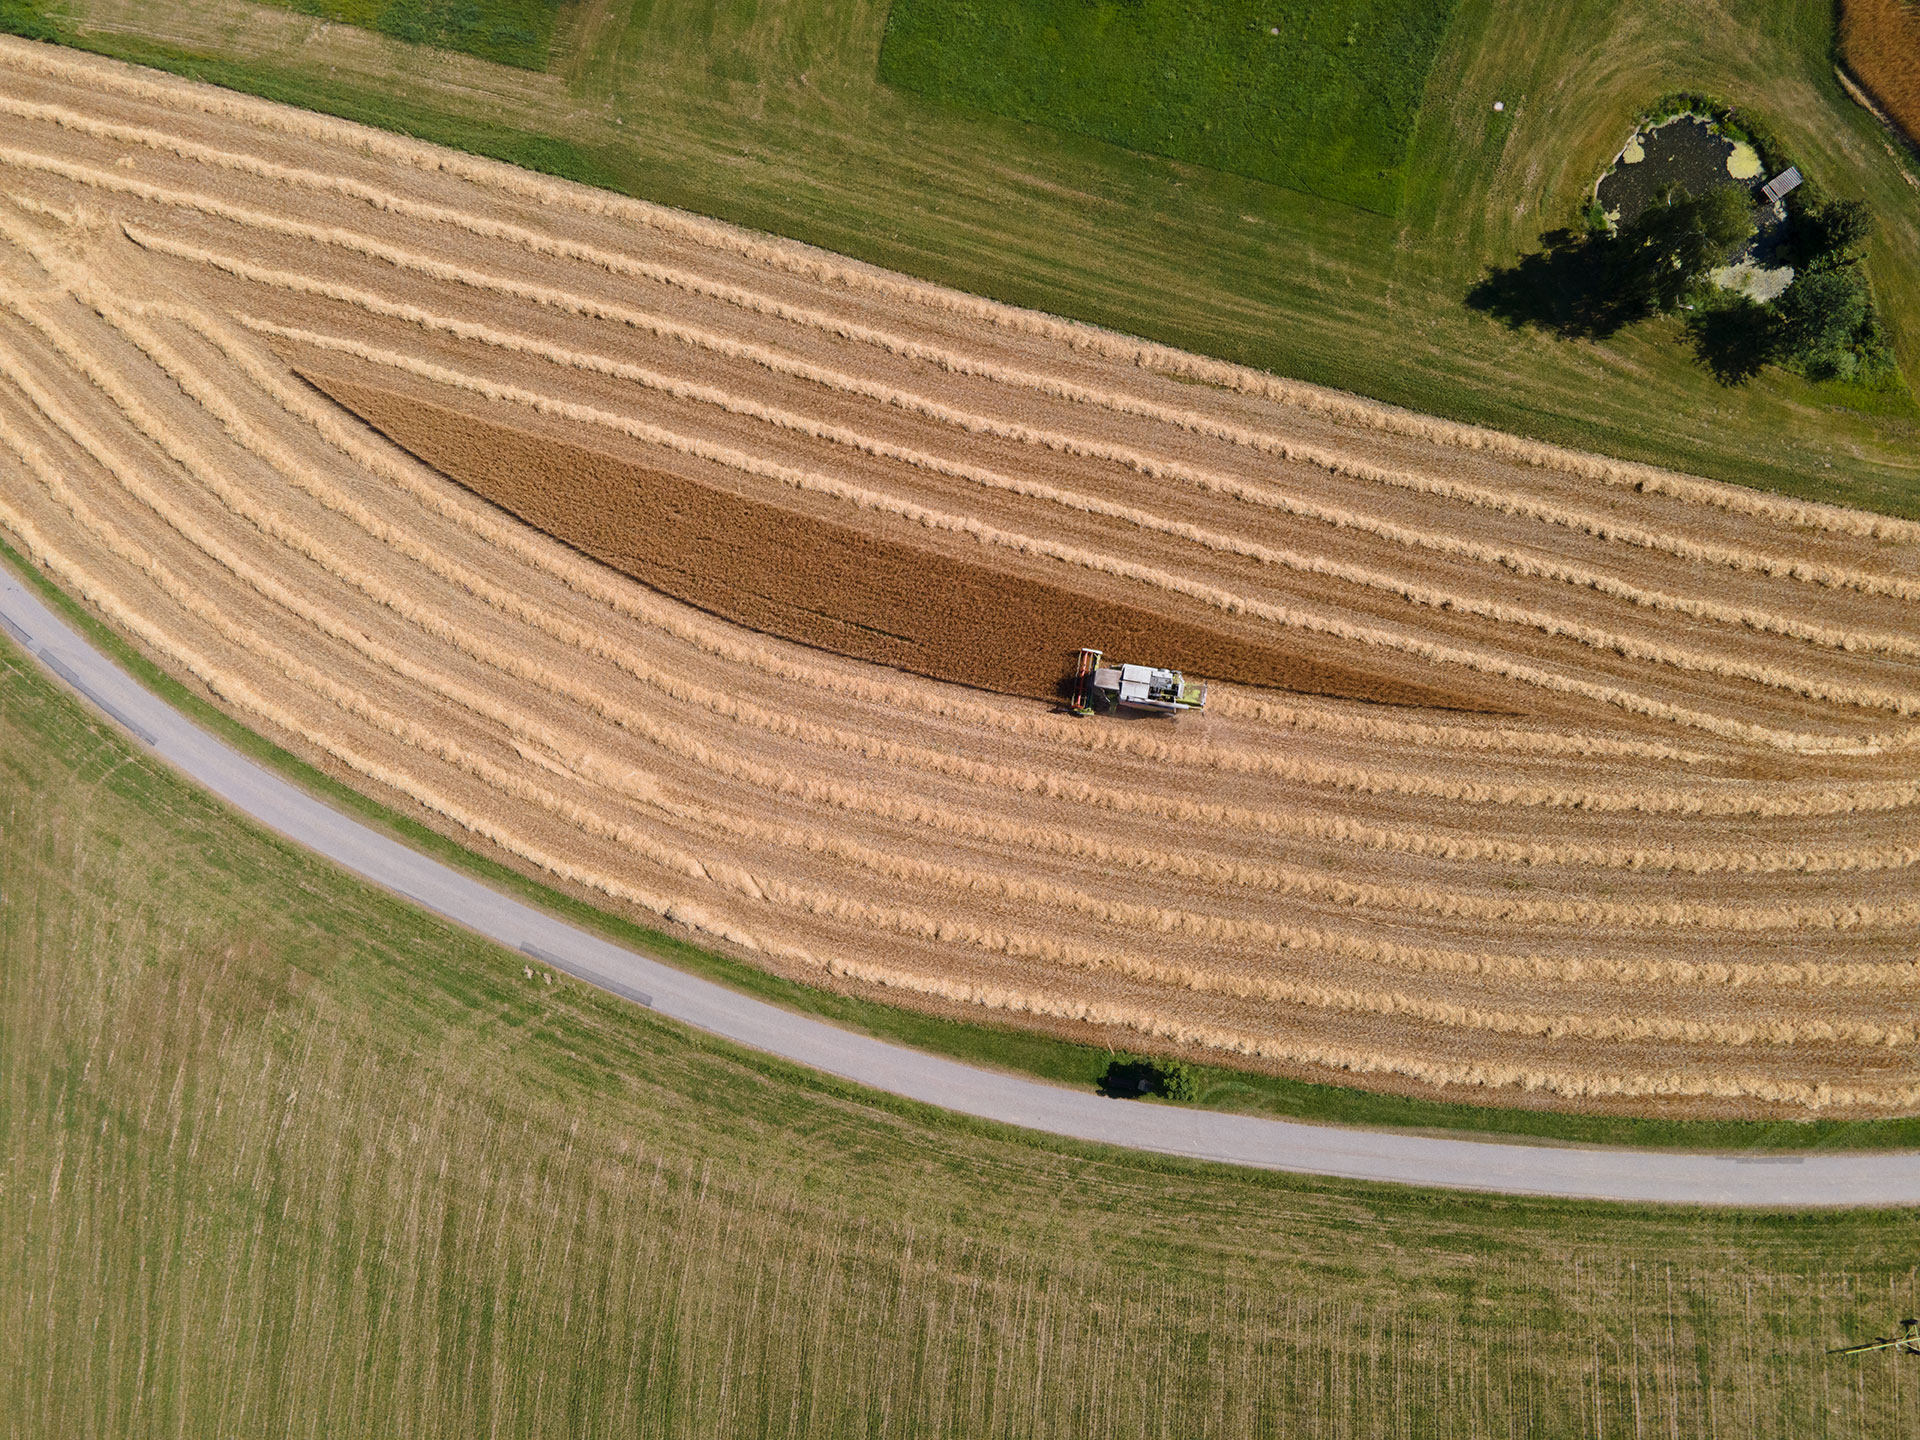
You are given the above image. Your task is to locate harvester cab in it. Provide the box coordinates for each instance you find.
[1070,648,1207,717]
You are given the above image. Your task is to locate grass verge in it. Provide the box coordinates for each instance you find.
[6,533,1918,1154]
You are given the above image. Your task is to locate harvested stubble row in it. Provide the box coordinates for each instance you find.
[2,39,1919,1117]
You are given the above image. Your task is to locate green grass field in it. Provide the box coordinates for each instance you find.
[12,0,1917,518]
[4,631,1919,1436]
[878,0,1460,213]
[267,0,561,69]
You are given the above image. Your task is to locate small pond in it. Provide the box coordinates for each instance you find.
[1596,116,1759,227]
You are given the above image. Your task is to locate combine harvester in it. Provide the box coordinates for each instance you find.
[1070,648,1207,717]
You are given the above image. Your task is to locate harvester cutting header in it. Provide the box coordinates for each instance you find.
[1070,648,1207,717]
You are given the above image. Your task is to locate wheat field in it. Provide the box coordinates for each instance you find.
[1842,0,1920,145]
[1,37,1918,1117]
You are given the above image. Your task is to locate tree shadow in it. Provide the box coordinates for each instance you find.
[1097,1057,1160,1098]
[1465,228,1657,340]
[1685,299,1783,385]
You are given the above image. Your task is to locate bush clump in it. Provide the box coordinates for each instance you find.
[1099,1054,1204,1103]
[1774,195,1890,381]
[1156,1059,1203,1104]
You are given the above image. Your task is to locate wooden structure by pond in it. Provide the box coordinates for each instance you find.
[1760,166,1803,204]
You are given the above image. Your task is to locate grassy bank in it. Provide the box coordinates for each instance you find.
[6,0,1918,517]
[3,623,1919,1435]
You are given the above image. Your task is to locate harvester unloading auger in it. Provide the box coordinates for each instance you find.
[1070,648,1208,717]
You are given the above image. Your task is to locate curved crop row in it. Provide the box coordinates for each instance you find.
[5,131,1916,607]
[9,47,1915,549]
[124,223,1920,665]
[27,306,1920,943]
[0,65,1916,1110]
[18,460,1913,1108]
[12,428,1917,1059]
[256,318,1920,760]
[19,286,1918,963]
[151,315,1920,878]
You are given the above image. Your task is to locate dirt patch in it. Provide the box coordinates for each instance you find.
[1842,0,1920,146]
[304,369,1482,711]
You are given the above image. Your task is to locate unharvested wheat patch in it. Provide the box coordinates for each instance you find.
[1843,0,1920,145]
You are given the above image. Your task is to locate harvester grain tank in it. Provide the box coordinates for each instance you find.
[1070,648,1207,716]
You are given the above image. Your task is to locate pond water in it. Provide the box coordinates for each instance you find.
[1596,116,1746,226]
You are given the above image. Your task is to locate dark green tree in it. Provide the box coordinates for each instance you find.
[1615,186,1757,312]
[1153,1059,1202,1104]
[1775,266,1872,378]
[1797,198,1873,271]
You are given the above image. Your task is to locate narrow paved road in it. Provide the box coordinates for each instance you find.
[5,567,1914,1206]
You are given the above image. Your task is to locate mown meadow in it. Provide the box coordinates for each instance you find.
[267,0,562,69]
